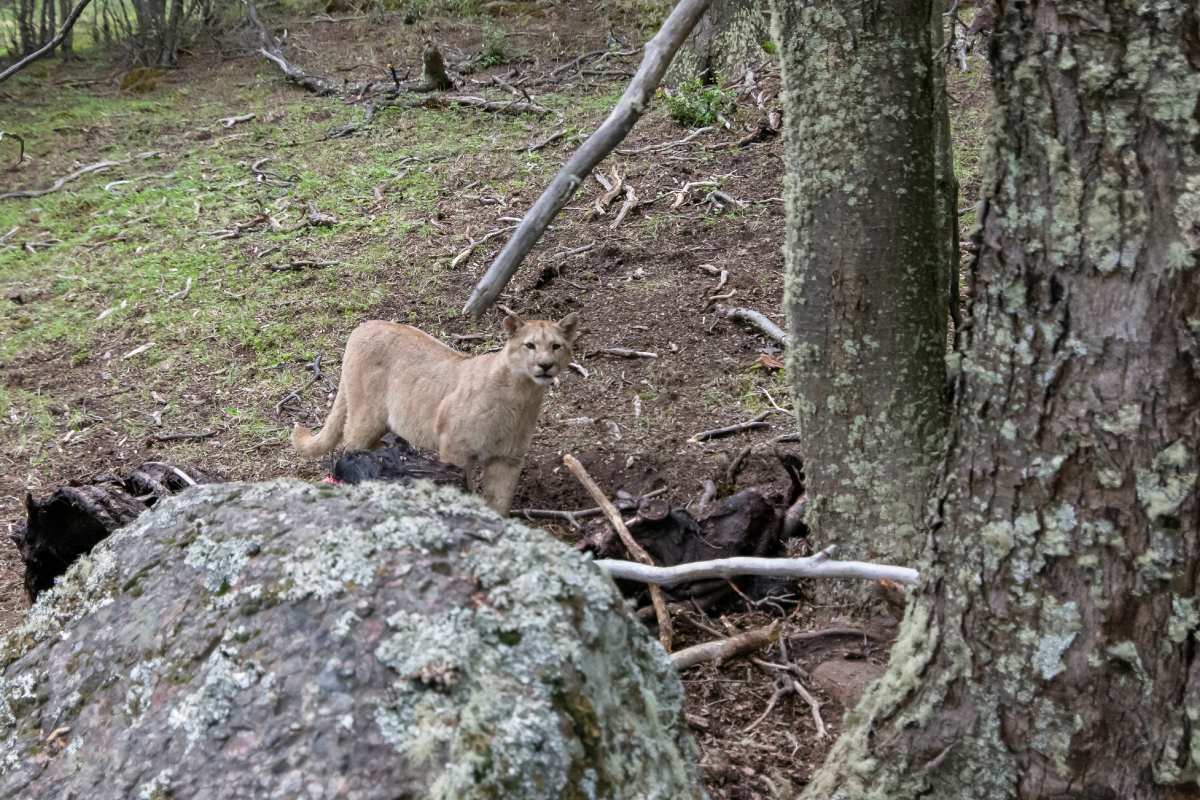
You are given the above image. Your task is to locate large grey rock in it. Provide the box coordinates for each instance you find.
[0,479,703,800]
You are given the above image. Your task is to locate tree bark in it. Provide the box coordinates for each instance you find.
[58,0,73,55]
[803,1,1200,797]
[664,0,769,88]
[771,0,951,582]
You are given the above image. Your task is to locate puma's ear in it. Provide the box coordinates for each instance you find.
[557,312,579,339]
[503,313,524,337]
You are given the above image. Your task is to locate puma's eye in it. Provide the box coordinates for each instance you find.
[552,343,561,350]
[525,342,536,349]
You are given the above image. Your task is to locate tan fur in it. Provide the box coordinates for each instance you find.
[291,312,578,515]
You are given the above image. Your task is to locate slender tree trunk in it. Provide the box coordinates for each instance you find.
[58,0,73,55]
[665,0,769,88]
[802,2,1200,797]
[16,0,36,54]
[771,0,951,583]
[160,0,184,65]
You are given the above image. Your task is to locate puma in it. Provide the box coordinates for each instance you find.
[291,312,579,515]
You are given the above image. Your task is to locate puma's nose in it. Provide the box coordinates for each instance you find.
[537,361,554,373]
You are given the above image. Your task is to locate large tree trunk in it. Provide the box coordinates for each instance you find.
[771,0,952,581]
[803,1,1200,797]
[664,0,769,88]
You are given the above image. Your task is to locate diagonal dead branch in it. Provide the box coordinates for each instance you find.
[462,0,715,319]
[564,454,675,652]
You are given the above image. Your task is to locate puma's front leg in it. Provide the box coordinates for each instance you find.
[438,440,478,496]
[481,456,523,516]
[464,456,480,495]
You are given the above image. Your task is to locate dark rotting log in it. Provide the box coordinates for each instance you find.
[12,462,225,600]
[12,485,145,599]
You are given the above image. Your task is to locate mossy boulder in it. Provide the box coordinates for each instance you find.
[0,479,703,800]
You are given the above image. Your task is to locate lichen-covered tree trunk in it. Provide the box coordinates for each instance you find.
[803,2,1200,797]
[664,0,769,88]
[770,0,952,579]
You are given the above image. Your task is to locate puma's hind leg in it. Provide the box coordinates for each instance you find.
[481,455,523,516]
[341,408,388,451]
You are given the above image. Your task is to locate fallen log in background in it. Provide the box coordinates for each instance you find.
[462,0,715,319]
[595,547,920,587]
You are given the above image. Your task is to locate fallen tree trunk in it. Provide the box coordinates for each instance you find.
[595,547,920,586]
[462,0,715,320]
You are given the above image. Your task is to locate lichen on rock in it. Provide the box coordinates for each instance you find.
[0,479,702,800]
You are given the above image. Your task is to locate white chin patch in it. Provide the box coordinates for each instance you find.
[532,374,553,385]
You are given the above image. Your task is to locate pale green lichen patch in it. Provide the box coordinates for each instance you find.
[371,508,695,800]
[183,525,262,592]
[1135,439,1197,521]
[1168,597,1199,648]
[168,642,265,751]
[1030,600,1080,680]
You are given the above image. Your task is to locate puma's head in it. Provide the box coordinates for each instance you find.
[503,312,578,386]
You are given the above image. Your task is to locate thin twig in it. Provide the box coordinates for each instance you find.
[1,159,125,200]
[598,348,658,359]
[514,487,667,529]
[145,430,218,444]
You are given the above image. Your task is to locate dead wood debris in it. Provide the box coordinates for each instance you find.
[616,126,714,155]
[671,621,779,670]
[514,486,668,530]
[0,131,26,165]
[564,453,675,652]
[690,410,773,442]
[748,637,828,739]
[596,546,921,587]
[610,184,640,229]
[526,128,566,153]
[593,166,625,214]
[452,225,519,269]
[596,348,658,359]
[276,354,334,414]
[461,0,716,320]
[715,303,791,347]
[144,430,218,445]
[0,158,125,200]
[267,260,339,273]
[218,113,256,128]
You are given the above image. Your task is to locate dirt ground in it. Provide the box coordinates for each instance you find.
[0,2,991,794]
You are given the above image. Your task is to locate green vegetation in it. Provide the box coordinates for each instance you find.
[480,20,506,67]
[666,75,734,128]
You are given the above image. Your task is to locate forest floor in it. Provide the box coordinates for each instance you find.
[0,3,991,795]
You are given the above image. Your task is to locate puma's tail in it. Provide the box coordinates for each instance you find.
[291,387,348,457]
